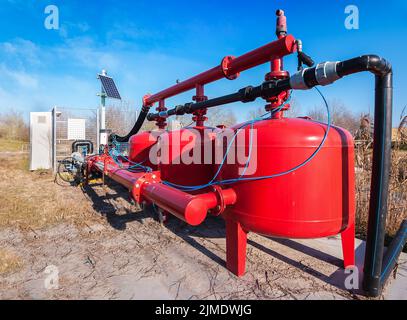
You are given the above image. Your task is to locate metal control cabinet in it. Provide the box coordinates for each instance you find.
[29,112,52,170]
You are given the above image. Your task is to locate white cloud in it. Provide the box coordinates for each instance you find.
[0,35,205,118]
[3,68,38,88]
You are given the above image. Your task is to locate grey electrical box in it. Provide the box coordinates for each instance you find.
[29,112,52,171]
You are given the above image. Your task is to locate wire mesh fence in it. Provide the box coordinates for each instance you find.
[52,106,99,171]
[104,99,138,155]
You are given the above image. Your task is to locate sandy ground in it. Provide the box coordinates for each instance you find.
[0,155,405,300]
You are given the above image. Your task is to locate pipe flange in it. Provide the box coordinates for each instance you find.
[132,172,160,203]
[209,185,226,216]
[221,56,240,80]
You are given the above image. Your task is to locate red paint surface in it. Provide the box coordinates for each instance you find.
[145,35,296,106]
[219,118,355,240]
[158,127,218,190]
[129,131,158,170]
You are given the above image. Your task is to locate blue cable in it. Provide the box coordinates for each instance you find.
[163,88,330,189]
[162,94,293,191]
[107,88,329,189]
[109,139,152,172]
[217,87,331,184]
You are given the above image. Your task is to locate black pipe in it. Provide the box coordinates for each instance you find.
[294,55,394,297]
[72,140,94,154]
[362,71,393,296]
[147,79,291,121]
[380,220,407,287]
[109,105,151,143]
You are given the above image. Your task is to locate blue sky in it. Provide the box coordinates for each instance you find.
[0,0,406,125]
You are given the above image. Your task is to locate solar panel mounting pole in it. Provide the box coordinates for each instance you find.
[98,69,108,148]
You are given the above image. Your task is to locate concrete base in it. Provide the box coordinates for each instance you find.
[273,236,407,299]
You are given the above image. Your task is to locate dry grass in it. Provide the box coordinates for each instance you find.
[0,133,405,242]
[0,138,28,152]
[0,153,100,230]
[0,249,23,275]
[355,147,407,239]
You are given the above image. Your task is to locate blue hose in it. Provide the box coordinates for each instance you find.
[108,88,329,191]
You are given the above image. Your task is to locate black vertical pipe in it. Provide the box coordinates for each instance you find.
[300,55,394,297]
[362,72,393,296]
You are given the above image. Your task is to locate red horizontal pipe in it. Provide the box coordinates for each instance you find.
[93,161,143,189]
[141,183,236,226]
[91,159,237,226]
[145,35,296,105]
[227,35,295,75]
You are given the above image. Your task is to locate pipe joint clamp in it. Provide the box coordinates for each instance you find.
[315,61,340,86]
[289,68,308,90]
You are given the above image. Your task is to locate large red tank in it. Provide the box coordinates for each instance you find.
[218,117,355,238]
[216,117,355,275]
[159,126,217,189]
[129,131,159,170]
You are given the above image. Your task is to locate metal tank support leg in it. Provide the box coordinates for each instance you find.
[341,222,355,268]
[226,218,248,276]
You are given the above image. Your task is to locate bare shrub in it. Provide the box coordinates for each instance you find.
[0,111,29,141]
[355,114,407,239]
[395,105,407,147]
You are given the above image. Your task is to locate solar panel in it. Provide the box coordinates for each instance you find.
[98,74,122,100]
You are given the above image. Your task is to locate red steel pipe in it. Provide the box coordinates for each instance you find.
[91,159,236,226]
[140,183,236,226]
[93,161,143,189]
[145,35,296,105]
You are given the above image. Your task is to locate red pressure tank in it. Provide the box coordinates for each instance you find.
[158,126,218,190]
[129,131,159,170]
[218,117,355,239]
[215,116,356,275]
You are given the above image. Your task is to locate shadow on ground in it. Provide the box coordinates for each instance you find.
[82,179,366,296]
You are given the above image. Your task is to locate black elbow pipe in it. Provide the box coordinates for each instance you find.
[72,140,94,154]
[109,105,151,143]
[338,56,395,297]
[294,54,401,297]
[380,220,407,287]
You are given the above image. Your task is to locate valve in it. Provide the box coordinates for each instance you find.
[276,9,287,38]
[295,39,315,70]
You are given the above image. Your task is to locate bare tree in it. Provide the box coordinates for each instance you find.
[246,106,265,120]
[308,99,360,134]
[0,111,29,141]
[205,108,237,127]
[106,100,138,135]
